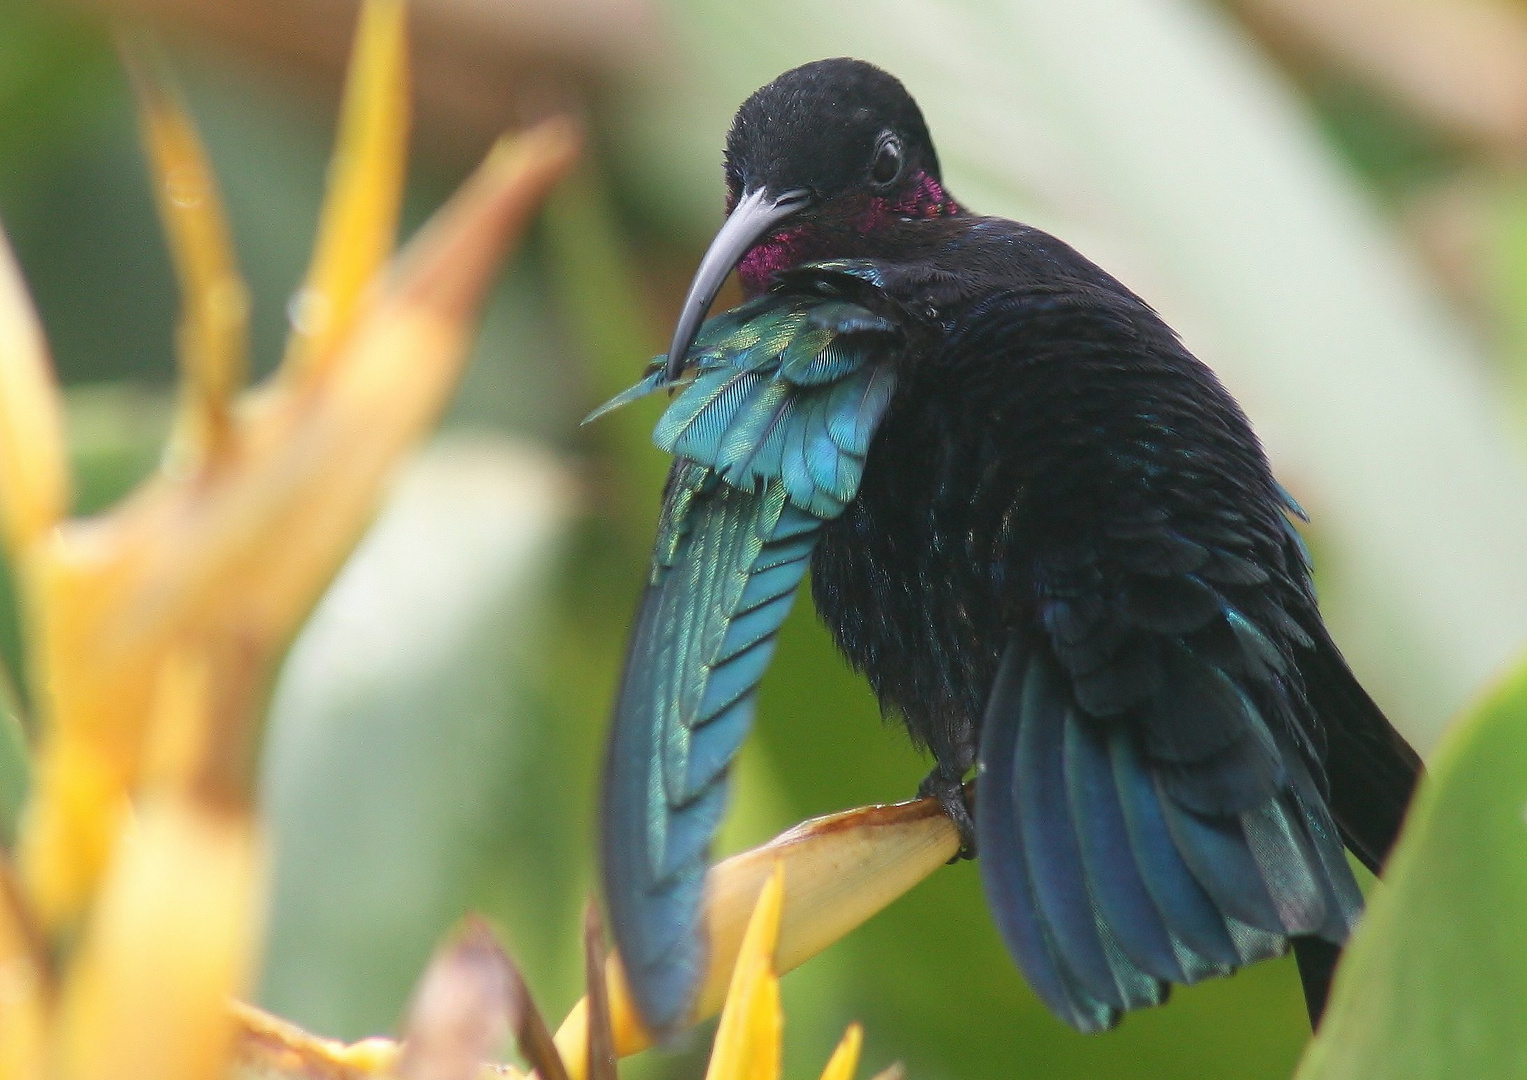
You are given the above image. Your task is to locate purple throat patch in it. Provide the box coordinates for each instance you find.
[736,172,960,293]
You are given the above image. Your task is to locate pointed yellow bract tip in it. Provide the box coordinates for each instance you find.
[696,796,957,1015]
[282,0,409,382]
[554,796,955,1069]
[817,1024,863,1080]
[704,863,784,1080]
[0,232,67,562]
[121,32,248,461]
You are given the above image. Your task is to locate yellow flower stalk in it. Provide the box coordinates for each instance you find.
[0,0,580,1076]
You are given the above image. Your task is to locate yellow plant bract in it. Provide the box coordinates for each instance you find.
[281,0,408,381]
[0,235,68,559]
[0,1,580,1077]
[704,864,786,1080]
[816,1024,864,1080]
[52,798,264,1080]
[554,795,958,1072]
[120,32,247,461]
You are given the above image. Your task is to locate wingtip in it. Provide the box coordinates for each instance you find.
[619,953,699,1042]
[599,831,706,1039]
[582,360,679,426]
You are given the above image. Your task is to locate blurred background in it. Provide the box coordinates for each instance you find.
[5,0,1527,1076]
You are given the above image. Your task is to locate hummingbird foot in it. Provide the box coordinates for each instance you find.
[918,767,977,862]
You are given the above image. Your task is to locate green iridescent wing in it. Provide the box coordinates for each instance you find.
[595,266,901,1033]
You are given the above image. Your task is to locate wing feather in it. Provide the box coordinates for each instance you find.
[597,267,904,1034]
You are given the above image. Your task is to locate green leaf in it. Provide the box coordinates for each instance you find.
[1296,662,1527,1080]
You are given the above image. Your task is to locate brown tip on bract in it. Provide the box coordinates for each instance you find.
[399,917,514,1080]
[393,117,582,319]
[582,903,617,1080]
[867,1064,906,1080]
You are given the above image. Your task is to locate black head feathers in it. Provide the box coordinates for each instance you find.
[723,58,941,203]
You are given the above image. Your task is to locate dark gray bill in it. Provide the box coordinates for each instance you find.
[663,186,811,381]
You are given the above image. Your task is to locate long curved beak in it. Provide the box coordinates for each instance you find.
[664,186,811,381]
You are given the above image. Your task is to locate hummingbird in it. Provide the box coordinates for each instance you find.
[593,57,1421,1038]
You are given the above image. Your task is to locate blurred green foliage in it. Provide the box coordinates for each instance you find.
[0,4,114,204]
[3,1,1527,1078]
[1302,74,1463,204]
[0,693,25,846]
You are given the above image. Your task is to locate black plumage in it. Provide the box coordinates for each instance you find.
[595,57,1422,1038]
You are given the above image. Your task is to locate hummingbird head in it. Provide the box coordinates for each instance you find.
[664,58,958,380]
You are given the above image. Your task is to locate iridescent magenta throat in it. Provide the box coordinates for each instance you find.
[736,171,960,294]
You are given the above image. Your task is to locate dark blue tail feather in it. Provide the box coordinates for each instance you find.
[976,640,1366,1031]
[1016,658,1163,1013]
[1065,714,1186,985]
[977,650,1117,1032]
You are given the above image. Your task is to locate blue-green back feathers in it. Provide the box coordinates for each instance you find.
[596,270,902,1033]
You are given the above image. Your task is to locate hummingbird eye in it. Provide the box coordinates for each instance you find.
[870,133,903,187]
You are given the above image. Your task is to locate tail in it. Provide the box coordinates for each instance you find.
[1291,936,1341,1026]
[1289,632,1422,1025]
[976,642,1363,1032]
[1301,631,1422,873]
